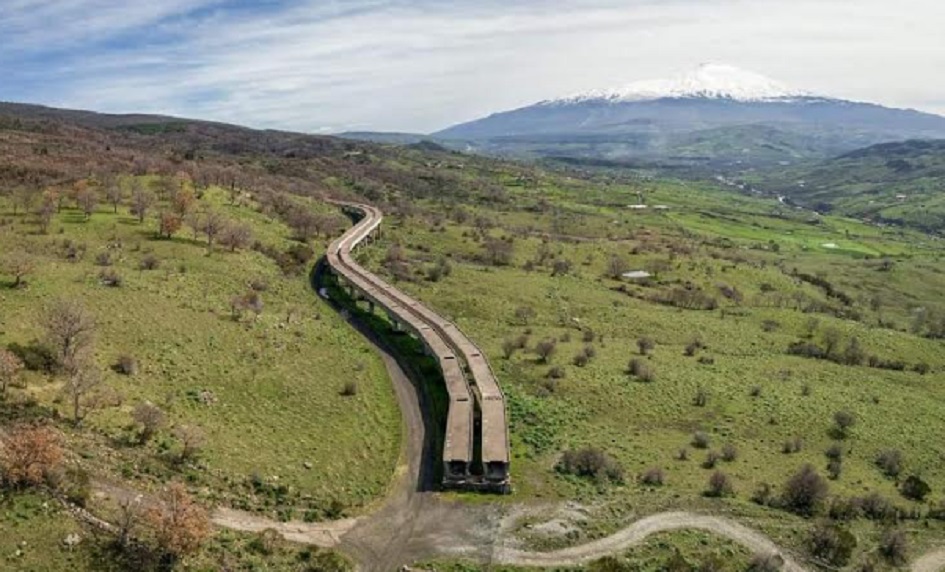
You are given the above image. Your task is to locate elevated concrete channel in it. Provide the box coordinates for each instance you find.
[325,201,511,493]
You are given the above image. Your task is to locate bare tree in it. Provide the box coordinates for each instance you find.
[0,349,24,396]
[219,221,253,252]
[116,495,144,549]
[36,191,57,234]
[12,186,37,216]
[483,237,514,266]
[130,184,155,224]
[201,210,225,250]
[132,402,166,444]
[63,358,102,425]
[4,252,35,288]
[105,181,124,213]
[76,187,98,219]
[174,425,205,462]
[606,254,629,279]
[43,300,96,372]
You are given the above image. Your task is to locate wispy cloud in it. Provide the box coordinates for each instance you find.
[1,0,943,132]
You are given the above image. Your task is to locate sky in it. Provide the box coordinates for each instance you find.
[2,0,944,134]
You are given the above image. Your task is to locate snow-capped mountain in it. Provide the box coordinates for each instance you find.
[551,63,814,104]
[433,64,945,168]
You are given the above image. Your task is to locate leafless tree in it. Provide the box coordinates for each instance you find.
[219,221,253,252]
[105,182,123,213]
[130,183,155,223]
[43,300,96,372]
[4,252,35,288]
[62,358,102,425]
[173,425,205,462]
[201,210,225,250]
[132,402,166,444]
[76,187,98,219]
[0,349,24,396]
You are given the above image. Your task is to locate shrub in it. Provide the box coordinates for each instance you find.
[340,381,358,397]
[572,352,589,367]
[557,447,624,483]
[751,483,774,506]
[705,471,734,497]
[640,467,665,486]
[833,411,856,438]
[115,354,138,376]
[914,362,931,375]
[747,553,783,572]
[692,431,710,449]
[94,251,113,266]
[809,522,856,567]
[876,449,903,478]
[146,483,211,559]
[627,358,654,382]
[761,320,780,333]
[582,329,595,343]
[132,402,166,444]
[703,451,721,469]
[693,386,709,407]
[139,254,160,270]
[636,337,655,355]
[749,385,762,397]
[901,475,931,502]
[99,269,123,287]
[546,366,566,380]
[676,448,689,461]
[879,529,909,566]
[6,341,56,373]
[721,443,738,462]
[827,458,843,480]
[782,437,803,454]
[859,492,897,521]
[828,497,864,521]
[782,464,829,516]
[535,339,557,363]
[825,443,844,461]
[502,339,518,360]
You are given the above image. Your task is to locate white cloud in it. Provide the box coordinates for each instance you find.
[2,0,944,132]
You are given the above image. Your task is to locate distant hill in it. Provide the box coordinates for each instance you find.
[432,64,945,169]
[754,139,945,232]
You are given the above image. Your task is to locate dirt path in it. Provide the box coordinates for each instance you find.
[493,511,808,571]
[913,550,945,572]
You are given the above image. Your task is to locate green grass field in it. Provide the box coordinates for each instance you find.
[0,185,401,517]
[359,173,945,566]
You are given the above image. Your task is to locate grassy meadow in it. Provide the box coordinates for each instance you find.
[0,180,400,567]
[359,172,945,567]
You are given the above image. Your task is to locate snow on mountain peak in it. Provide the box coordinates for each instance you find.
[553,63,816,104]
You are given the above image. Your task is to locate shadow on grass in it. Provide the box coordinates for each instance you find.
[311,258,446,493]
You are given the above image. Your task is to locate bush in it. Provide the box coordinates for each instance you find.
[705,471,734,497]
[340,381,358,397]
[761,320,780,333]
[703,451,721,469]
[557,447,624,483]
[751,483,774,506]
[692,431,710,449]
[721,443,738,462]
[636,337,655,355]
[535,339,557,363]
[747,553,783,572]
[99,269,123,287]
[833,410,856,438]
[6,341,56,373]
[876,449,903,478]
[502,339,518,360]
[139,254,161,270]
[809,522,856,567]
[879,529,909,566]
[901,475,931,502]
[627,358,654,382]
[782,437,803,454]
[115,354,138,376]
[749,385,762,397]
[94,251,113,267]
[825,443,844,461]
[782,464,829,516]
[827,458,843,480]
[546,366,566,380]
[639,467,665,486]
[572,352,589,367]
[859,492,897,521]
[828,497,863,521]
[693,386,709,407]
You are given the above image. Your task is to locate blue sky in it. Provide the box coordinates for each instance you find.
[2,0,944,133]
